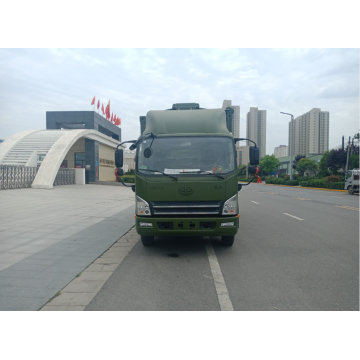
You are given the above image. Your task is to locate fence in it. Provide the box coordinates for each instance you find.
[0,165,38,190]
[0,165,75,190]
[53,168,75,186]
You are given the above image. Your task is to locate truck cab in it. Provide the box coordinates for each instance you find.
[345,169,359,195]
[116,103,259,247]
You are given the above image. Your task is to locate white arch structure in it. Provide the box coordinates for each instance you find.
[0,129,123,189]
[32,129,122,189]
[0,130,40,164]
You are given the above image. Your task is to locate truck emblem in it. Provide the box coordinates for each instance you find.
[178,186,193,196]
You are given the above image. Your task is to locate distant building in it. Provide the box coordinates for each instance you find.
[246,107,266,158]
[288,108,329,156]
[0,111,123,188]
[222,100,240,140]
[274,145,288,158]
[124,150,136,173]
[278,153,323,174]
[238,146,249,166]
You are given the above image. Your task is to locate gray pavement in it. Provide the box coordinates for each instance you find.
[0,184,135,310]
[85,184,359,311]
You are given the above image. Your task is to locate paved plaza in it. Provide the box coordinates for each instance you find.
[0,184,135,310]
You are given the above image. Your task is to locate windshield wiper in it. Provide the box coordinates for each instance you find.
[140,169,178,181]
[182,170,225,180]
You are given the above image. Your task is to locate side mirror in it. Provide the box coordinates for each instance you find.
[248,166,256,175]
[238,184,242,191]
[131,185,135,193]
[115,149,123,168]
[249,146,259,165]
[117,168,124,176]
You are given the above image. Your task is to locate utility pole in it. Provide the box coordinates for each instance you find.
[342,136,344,150]
[345,136,351,174]
[280,112,294,180]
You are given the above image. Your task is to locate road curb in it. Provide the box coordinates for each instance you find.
[263,184,348,192]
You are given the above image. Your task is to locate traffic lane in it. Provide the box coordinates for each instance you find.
[244,185,358,238]
[257,184,359,207]
[85,236,220,311]
[213,186,359,310]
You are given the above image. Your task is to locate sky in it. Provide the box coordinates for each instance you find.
[0,48,358,153]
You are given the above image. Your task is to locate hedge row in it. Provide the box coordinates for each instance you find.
[299,181,345,189]
[119,175,135,183]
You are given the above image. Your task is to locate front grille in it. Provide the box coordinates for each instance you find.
[150,201,222,217]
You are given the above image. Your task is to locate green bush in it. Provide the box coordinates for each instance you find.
[119,175,135,183]
[326,175,341,183]
[299,181,310,187]
[265,177,284,185]
[308,179,327,188]
[284,180,299,186]
[328,182,345,190]
[283,175,290,181]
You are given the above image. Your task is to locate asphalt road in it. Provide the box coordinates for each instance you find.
[86,185,359,311]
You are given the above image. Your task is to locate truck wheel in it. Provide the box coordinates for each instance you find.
[141,235,154,246]
[348,186,354,195]
[221,235,235,247]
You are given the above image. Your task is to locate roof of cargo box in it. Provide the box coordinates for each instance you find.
[144,108,231,136]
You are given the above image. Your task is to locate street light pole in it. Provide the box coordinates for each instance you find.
[280,112,294,181]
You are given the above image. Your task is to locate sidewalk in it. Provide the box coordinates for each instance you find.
[0,184,135,310]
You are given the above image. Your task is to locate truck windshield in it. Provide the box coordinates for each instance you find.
[137,136,235,175]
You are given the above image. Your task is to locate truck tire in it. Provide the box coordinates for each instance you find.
[141,235,154,246]
[348,186,354,195]
[221,235,235,247]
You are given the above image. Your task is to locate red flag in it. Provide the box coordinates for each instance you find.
[97,100,100,109]
[111,113,113,122]
[101,103,104,114]
[115,117,121,126]
[105,101,110,120]
[119,117,121,125]
[91,96,95,105]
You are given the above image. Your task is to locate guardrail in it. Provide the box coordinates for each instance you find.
[0,165,75,190]
[0,165,38,190]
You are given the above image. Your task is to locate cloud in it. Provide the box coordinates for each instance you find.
[0,48,358,154]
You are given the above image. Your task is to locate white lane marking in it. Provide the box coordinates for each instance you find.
[283,213,304,221]
[251,201,259,204]
[205,239,234,311]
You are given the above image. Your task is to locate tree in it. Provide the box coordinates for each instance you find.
[354,132,360,140]
[293,155,306,169]
[259,155,279,174]
[349,154,359,169]
[296,158,318,176]
[237,165,246,176]
[318,151,331,178]
[327,148,347,174]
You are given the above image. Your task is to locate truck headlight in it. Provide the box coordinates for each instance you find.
[136,195,151,216]
[222,194,238,215]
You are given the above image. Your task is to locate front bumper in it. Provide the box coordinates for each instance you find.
[136,215,239,236]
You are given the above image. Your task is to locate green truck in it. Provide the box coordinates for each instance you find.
[115,103,259,247]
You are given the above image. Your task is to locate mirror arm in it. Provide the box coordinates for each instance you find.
[116,140,136,151]
[234,138,258,147]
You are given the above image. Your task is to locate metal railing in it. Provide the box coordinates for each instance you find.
[0,165,38,190]
[53,168,75,186]
[0,165,75,189]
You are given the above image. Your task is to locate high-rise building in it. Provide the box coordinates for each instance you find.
[274,145,288,158]
[246,107,266,158]
[288,108,329,156]
[238,145,249,166]
[222,100,240,139]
